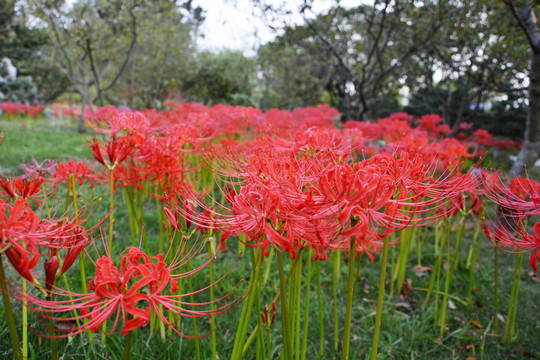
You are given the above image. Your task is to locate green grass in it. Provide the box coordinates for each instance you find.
[0,116,539,360]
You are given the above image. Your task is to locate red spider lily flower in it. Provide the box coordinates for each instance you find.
[112,163,146,190]
[469,195,484,218]
[48,160,98,189]
[18,156,57,179]
[0,175,45,204]
[509,176,539,201]
[88,109,150,145]
[0,194,104,285]
[42,222,92,276]
[4,245,40,284]
[0,199,42,283]
[483,222,540,273]
[483,172,540,218]
[527,223,540,272]
[14,235,243,338]
[44,256,59,291]
[88,137,134,170]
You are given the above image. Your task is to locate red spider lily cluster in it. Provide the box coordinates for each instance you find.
[0,101,45,119]
[483,175,540,272]
[0,176,102,285]
[178,147,478,262]
[0,102,538,360]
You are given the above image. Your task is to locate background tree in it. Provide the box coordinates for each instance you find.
[0,0,67,102]
[500,0,540,174]
[114,1,203,109]
[405,1,528,133]
[255,0,444,120]
[182,50,258,106]
[257,36,331,110]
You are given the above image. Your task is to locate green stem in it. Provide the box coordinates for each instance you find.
[156,194,164,254]
[45,291,58,360]
[209,241,217,360]
[503,252,523,343]
[293,251,303,360]
[316,261,324,356]
[267,327,272,360]
[122,331,132,360]
[424,225,448,306]
[389,235,396,298]
[332,251,339,351]
[253,248,266,360]
[395,227,412,296]
[108,169,114,250]
[450,216,466,278]
[277,251,293,360]
[263,247,274,285]
[0,256,23,360]
[300,249,312,360]
[47,317,58,360]
[416,226,426,266]
[231,246,262,360]
[494,246,499,335]
[439,228,452,336]
[341,241,356,360]
[22,277,27,360]
[467,223,482,306]
[137,189,148,253]
[370,235,389,360]
[509,252,523,341]
[187,261,201,360]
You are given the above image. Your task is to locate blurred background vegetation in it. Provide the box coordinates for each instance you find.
[0,0,531,140]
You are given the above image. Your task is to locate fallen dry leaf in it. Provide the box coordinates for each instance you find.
[413,264,432,273]
[470,320,483,329]
[527,272,540,283]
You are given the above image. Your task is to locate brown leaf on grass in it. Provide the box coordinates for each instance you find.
[466,344,474,350]
[453,315,463,324]
[465,357,476,360]
[470,320,483,329]
[413,264,432,279]
[527,272,540,283]
[413,264,432,272]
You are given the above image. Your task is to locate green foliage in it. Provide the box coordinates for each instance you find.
[0,0,66,103]
[257,39,329,110]
[113,1,200,109]
[183,50,258,106]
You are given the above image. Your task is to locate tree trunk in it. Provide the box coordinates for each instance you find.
[512,50,540,175]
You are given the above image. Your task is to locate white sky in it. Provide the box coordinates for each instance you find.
[194,0,272,55]
[194,0,359,55]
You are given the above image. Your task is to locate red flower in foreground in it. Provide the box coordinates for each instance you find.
[0,175,45,203]
[484,222,540,273]
[88,138,134,170]
[48,160,97,189]
[16,238,243,338]
[0,199,42,283]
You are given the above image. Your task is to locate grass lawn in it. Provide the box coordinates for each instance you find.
[0,117,539,360]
